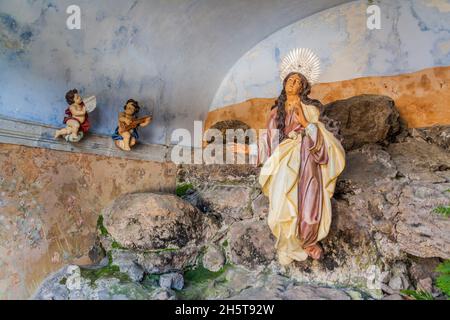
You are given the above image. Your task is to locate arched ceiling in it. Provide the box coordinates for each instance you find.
[0,0,353,145]
[156,0,353,144]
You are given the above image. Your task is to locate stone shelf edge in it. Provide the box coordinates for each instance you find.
[0,116,171,163]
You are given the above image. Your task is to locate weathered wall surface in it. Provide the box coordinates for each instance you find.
[205,66,450,130]
[0,143,176,299]
[211,0,450,115]
[0,0,350,145]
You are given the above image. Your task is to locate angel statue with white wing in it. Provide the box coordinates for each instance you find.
[54,89,96,142]
[230,49,346,265]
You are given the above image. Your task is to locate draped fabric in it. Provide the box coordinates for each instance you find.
[257,103,346,265]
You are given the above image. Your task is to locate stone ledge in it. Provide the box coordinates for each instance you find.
[0,116,170,163]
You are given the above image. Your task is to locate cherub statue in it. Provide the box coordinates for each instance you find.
[112,99,152,151]
[54,89,96,142]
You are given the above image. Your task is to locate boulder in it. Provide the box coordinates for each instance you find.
[229,220,276,268]
[110,250,144,282]
[103,193,205,250]
[410,125,450,151]
[203,245,226,272]
[251,193,269,220]
[408,257,441,286]
[396,181,450,259]
[228,273,352,300]
[333,139,450,260]
[387,138,449,183]
[198,185,253,223]
[323,94,401,150]
[33,265,154,300]
[135,245,199,274]
[159,273,184,290]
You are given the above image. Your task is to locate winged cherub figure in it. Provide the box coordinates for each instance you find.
[112,99,152,151]
[54,89,96,142]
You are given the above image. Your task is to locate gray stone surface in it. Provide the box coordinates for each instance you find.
[251,193,269,220]
[111,250,145,282]
[229,219,276,268]
[159,273,184,290]
[198,185,253,223]
[0,116,169,162]
[323,94,401,150]
[103,193,206,250]
[33,119,450,300]
[33,265,154,300]
[203,245,226,272]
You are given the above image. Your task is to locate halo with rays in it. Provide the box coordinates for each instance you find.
[279,48,321,85]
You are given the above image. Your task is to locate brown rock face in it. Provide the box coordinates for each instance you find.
[409,125,450,152]
[205,66,450,131]
[323,95,401,150]
[103,193,205,250]
[177,124,450,295]
[334,137,450,260]
[0,143,175,299]
[199,185,253,223]
[229,220,276,268]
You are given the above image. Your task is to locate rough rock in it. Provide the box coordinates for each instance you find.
[33,265,154,300]
[251,193,269,220]
[110,250,144,282]
[323,94,401,150]
[196,185,253,223]
[177,164,259,186]
[35,105,450,300]
[151,288,176,300]
[227,273,351,300]
[388,139,450,259]
[203,245,226,272]
[103,193,205,250]
[136,245,199,274]
[333,140,450,260]
[387,138,450,183]
[410,125,450,151]
[280,284,352,300]
[396,181,450,259]
[159,273,184,290]
[88,240,106,264]
[408,257,441,286]
[229,220,276,268]
[417,278,433,293]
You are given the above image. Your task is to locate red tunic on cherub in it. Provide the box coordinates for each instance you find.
[63,102,90,133]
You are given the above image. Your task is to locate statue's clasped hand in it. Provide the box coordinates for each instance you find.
[288,130,304,140]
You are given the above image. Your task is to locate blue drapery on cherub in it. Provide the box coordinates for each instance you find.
[111,127,139,140]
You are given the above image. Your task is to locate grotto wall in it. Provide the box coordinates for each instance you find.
[0,143,175,299]
[0,0,350,145]
[208,0,450,129]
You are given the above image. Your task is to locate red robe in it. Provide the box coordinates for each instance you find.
[63,102,90,133]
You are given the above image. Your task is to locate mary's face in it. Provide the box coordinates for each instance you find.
[285,74,302,95]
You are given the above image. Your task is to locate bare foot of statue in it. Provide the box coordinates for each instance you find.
[304,244,323,260]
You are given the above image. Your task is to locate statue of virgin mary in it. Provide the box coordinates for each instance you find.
[244,48,346,265]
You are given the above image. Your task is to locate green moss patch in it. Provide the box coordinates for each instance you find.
[177,263,233,300]
[184,264,228,284]
[176,183,194,197]
[401,289,434,300]
[436,260,450,298]
[433,206,450,218]
[96,215,110,236]
[80,264,131,287]
[111,241,125,250]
